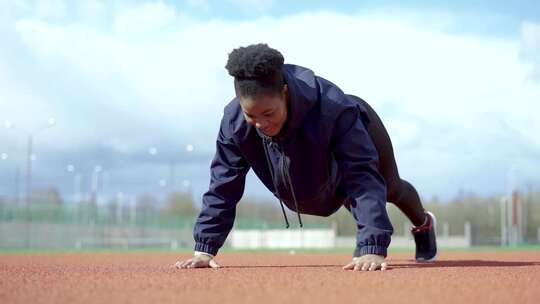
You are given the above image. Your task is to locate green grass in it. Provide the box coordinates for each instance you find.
[0,247,193,255]
[437,244,540,252]
[222,245,540,254]
[1,245,539,255]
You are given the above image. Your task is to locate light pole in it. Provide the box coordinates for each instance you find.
[169,160,176,193]
[66,164,82,203]
[148,144,194,197]
[0,153,20,204]
[0,153,6,222]
[101,169,110,204]
[116,191,124,225]
[91,165,102,205]
[148,147,169,196]
[182,179,192,194]
[4,118,56,204]
[1,153,8,200]
[184,144,194,195]
[168,144,194,195]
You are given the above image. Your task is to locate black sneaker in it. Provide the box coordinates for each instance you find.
[411,211,438,262]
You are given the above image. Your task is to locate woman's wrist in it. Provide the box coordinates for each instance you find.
[194,251,215,258]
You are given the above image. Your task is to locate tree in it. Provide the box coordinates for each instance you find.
[30,187,63,206]
[162,191,197,217]
[136,193,159,224]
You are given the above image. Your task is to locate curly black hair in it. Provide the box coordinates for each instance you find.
[225,43,285,97]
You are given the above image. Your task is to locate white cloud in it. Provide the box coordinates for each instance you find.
[75,0,109,27]
[186,0,211,12]
[113,2,179,35]
[2,4,540,198]
[520,21,540,81]
[228,0,274,14]
[0,60,57,132]
[384,119,419,148]
[35,0,67,20]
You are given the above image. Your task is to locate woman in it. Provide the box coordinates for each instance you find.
[176,43,437,271]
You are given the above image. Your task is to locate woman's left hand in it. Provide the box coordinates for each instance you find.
[342,254,389,271]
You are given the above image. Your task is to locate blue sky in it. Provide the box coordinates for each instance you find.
[171,0,540,37]
[0,0,539,206]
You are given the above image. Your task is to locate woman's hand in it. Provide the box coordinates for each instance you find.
[174,253,221,269]
[342,254,388,271]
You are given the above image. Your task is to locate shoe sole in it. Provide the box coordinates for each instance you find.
[415,211,438,262]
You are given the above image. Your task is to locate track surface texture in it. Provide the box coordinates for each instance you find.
[1,251,539,304]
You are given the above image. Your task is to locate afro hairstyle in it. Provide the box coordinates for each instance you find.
[225,43,285,97]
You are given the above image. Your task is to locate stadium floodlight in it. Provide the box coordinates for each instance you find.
[159,179,167,187]
[91,165,104,204]
[182,179,190,188]
[4,118,56,204]
[1,153,7,160]
[66,164,81,203]
[185,144,194,152]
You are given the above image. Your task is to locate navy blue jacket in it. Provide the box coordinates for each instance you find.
[193,64,393,257]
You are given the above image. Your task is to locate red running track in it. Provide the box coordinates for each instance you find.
[1,251,539,304]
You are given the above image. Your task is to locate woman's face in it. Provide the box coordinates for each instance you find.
[239,85,289,137]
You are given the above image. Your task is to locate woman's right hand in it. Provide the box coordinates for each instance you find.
[174,253,221,269]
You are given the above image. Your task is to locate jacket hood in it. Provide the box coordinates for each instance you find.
[273,64,319,140]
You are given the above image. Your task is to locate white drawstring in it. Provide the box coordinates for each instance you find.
[262,137,290,228]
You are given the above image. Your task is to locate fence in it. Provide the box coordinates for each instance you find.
[229,222,472,250]
[0,221,192,249]
[2,203,534,250]
[0,203,329,250]
[230,229,335,249]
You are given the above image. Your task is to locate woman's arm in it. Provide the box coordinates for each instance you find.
[193,116,250,256]
[331,105,394,257]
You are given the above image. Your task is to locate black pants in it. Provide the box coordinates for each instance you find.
[347,95,426,226]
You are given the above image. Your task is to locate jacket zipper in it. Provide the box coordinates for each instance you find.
[278,141,291,195]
